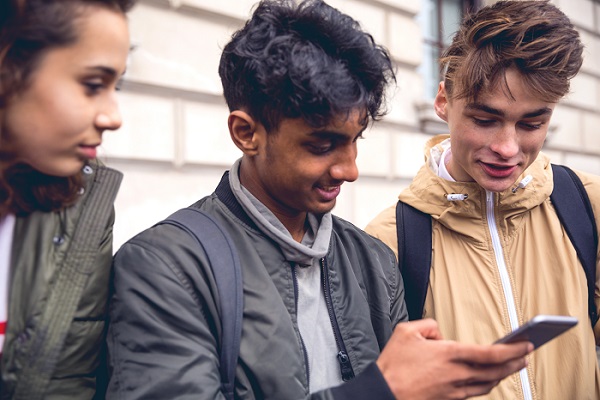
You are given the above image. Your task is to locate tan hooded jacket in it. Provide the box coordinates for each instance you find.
[366,135,600,400]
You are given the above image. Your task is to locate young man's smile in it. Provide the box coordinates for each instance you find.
[314,184,341,202]
[237,110,364,234]
[435,68,555,193]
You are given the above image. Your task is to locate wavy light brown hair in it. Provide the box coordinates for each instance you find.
[0,0,134,215]
[441,0,583,103]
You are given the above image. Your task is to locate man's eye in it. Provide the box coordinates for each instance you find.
[308,143,333,154]
[472,118,495,126]
[519,122,543,130]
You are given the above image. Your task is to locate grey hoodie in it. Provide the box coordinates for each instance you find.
[229,159,341,392]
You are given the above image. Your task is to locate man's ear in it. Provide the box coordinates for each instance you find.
[229,110,262,156]
[434,81,449,123]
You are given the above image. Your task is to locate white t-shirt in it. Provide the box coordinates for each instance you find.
[0,213,16,356]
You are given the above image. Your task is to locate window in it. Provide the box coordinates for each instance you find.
[417,0,481,99]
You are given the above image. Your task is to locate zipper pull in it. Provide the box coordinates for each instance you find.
[337,351,355,381]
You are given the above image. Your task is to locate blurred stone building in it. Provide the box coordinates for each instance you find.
[103,0,600,249]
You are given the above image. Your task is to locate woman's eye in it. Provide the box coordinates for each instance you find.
[84,82,104,94]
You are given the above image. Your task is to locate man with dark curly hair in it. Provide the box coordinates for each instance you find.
[107,1,531,399]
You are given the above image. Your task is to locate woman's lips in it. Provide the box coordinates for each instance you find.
[78,145,98,159]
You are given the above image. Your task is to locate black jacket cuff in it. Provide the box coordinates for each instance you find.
[330,362,395,399]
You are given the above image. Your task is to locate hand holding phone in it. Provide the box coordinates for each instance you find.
[494,315,578,349]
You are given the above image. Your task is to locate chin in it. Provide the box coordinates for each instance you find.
[40,165,84,178]
[310,203,336,215]
[480,181,515,193]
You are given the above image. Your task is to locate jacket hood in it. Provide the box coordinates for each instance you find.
[399,134,554,241]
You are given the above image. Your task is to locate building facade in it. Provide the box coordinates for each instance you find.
[104,0,600,248]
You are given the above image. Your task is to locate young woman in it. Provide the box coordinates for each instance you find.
[0,0,134,398]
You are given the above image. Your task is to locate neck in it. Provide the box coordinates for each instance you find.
[238,160,308,243]
[274,212,308,243]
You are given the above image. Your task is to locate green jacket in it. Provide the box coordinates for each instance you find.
[0,161,122,400]
[107,172,407,400]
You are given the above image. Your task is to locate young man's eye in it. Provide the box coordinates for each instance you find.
[519,121,543,130]
[308,142,333,154]
[472,118,495,126]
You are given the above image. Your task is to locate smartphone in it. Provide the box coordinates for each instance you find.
[494,315,578,349]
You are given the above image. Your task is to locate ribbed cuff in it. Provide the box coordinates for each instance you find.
[330,362,395,400]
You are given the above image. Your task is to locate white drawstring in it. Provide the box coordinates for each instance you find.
[512,175,533,193]
[445,174,533,201]
[446,193,468,201]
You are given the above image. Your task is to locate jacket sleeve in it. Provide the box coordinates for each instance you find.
[576,169,600,344]
[364,204,400,260]
[106,224,399,400]
[364,210,409,326]
[391,256,409,326]
[308,363,395,400]
[106,227,226,400]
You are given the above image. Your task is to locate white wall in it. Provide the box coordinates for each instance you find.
[104,0,600,249]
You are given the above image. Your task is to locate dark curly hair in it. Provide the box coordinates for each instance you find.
[218,0,395,132]
[441,0,583,103]
[0,0,135,215]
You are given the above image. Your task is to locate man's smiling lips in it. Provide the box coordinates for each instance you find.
[479,161,518,178]
[315,184,341,201]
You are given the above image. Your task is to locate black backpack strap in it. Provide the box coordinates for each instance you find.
[396,200,432,321]
[550,164,599,327]
[161,207,243,400]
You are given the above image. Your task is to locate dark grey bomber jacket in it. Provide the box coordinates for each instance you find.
[107,172,408,400]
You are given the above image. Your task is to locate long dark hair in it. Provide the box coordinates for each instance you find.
[0,0,134,215]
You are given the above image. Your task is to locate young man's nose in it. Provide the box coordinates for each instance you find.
[490,126,520,159]
[330,145,359,183]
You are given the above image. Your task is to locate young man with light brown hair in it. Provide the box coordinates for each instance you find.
[367,1,599,399]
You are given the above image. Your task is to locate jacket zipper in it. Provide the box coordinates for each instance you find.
[320,257,355,381]
[485,191,532,400]
[291,263,311,389]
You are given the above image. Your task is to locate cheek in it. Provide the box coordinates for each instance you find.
[2,106,31,150]
[451,132,476,155]
[5,94,57,140]
[7,114,52,151]
[520,133,547,155]
[456,128,490,152]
